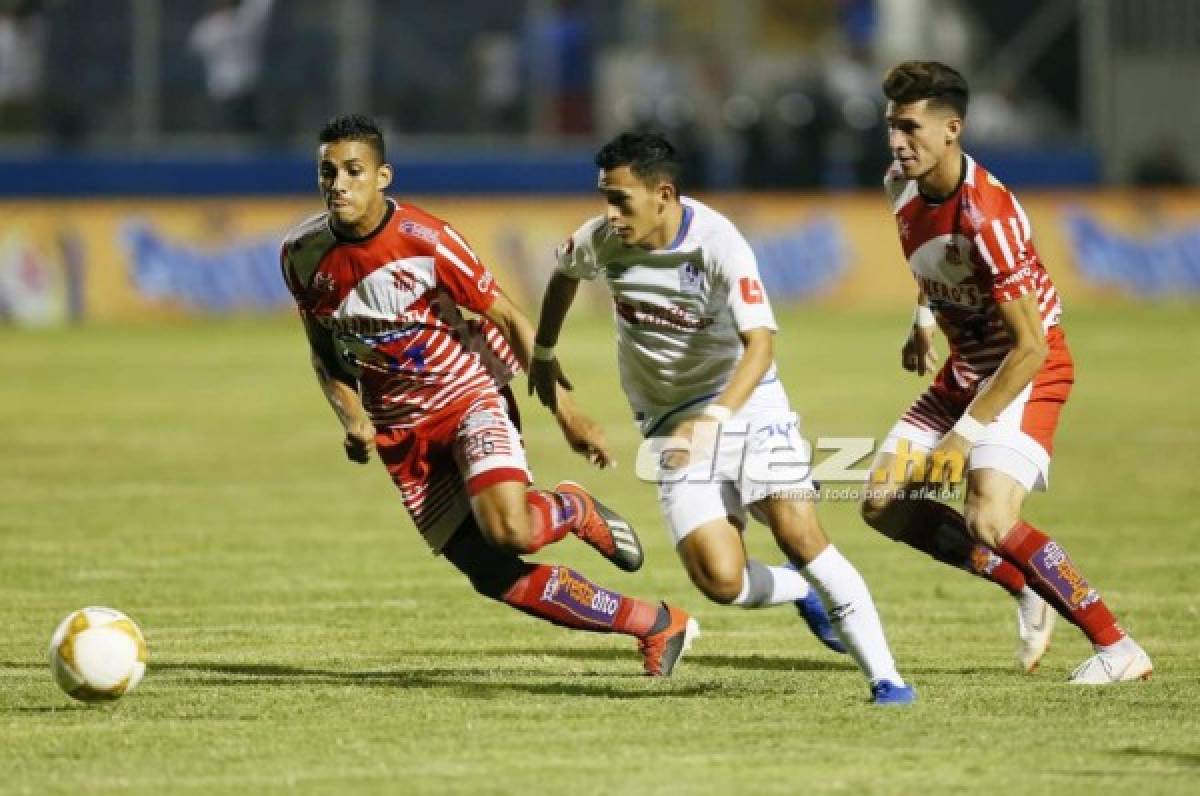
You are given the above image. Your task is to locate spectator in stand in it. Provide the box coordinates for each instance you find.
[188,0,274,135]
[0,0,44,132]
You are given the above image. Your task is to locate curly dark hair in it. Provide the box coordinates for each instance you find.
[594,131,682,187]
[882,61,969,118]
[318,114,386,162]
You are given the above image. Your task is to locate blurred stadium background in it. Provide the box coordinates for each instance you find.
[0,0,1198,324]
[4,3,1200,791]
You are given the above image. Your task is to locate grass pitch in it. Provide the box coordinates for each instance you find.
[2,304,1198,794]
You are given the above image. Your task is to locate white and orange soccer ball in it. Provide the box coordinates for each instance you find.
[48,606,147,702]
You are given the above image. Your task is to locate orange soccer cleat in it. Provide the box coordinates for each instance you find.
[638,603,700,677]
[555,481,645,572]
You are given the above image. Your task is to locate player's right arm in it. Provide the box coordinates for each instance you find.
[529,270,579,411]
[281,243,374,464]
[531,219,606,412]
[901,287,939,376]
[300,312,375,464]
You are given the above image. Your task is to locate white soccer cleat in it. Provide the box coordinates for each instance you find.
[1067,638,1153,685]
[1015,587,1056,673]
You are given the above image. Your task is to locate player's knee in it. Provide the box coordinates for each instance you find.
[964,506,1012,548]
[479,509,533,554]
[443,522,527,600]
[691,561,744,605]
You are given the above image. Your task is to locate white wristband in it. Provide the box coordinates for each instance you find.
[532,344,556,362]
[913,305,936,328]
[701,404,732,422]
[951,413,987,445]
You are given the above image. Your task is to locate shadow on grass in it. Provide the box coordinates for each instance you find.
[143,662,718,700]
[1117,747,1200,767]
[3,647,854,703]
[387,647,858,672]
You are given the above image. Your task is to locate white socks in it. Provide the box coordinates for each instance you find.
[732,559,811,608]
[801,545,904,685]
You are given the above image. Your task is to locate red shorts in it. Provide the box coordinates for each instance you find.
[375,386,531,552]
[883,326,1075,491]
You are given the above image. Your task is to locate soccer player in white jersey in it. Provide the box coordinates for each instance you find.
[860,62,1151,684]
[530,131,915,704]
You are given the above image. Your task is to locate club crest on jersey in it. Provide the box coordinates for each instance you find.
[680,261,703,294]
[945,242,963,265]
[313,272,336,293]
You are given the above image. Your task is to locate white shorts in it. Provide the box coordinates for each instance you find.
[651,387,816,544]
[880,381,1051,493]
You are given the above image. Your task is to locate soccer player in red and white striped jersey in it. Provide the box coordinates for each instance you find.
[860,63,1151,684]
[281,115,696,676]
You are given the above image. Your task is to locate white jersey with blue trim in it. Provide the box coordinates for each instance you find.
[555,196,781,436]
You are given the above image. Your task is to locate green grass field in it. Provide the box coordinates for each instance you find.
[2,305,1198,794]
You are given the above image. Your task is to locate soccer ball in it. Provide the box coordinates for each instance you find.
[48,606,147,702]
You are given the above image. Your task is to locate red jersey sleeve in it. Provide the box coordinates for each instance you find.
[969,179,1039,303]
[432,223,500,314]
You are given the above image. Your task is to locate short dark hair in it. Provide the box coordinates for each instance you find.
[882,61,969,118]
[318,113,386,163]
[594,131,682,187]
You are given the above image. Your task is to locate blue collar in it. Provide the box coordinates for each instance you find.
[665,204,694,250]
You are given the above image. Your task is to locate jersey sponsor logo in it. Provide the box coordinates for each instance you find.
[917,275,982,308]
[1033,542,1099,610]
[898,218,911,240]
[540,566,619,624]
[320,314,415,336]
[399,219,439,245]
[614,298,713,332]
[739,277,765,304]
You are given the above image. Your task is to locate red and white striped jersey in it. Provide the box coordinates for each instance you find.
[886,154,1063,390]
[281,199,519,428]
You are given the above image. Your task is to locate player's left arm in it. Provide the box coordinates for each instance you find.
[711,327,773,414]
[670,231,775,449]
[928,293,1045,485]
[483,290,614,468]
[963,292,1047,424]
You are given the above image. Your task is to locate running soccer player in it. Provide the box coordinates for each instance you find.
[530,131,915,704]
[860,61,1152,684]
[281,114,695,676]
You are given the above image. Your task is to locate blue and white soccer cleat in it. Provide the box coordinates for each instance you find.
[795,589,848,654]
[870,679,917,706]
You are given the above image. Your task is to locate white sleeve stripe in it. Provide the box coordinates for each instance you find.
[974,233,1000,275]
[436,242,475,277]
[1008,217,1027,257]
[1014,198,1032,242]
[442,226,480,264]
[990,219,1016,268]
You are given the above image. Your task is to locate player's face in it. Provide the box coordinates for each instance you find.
[885,99,960,180]
[318,140,392,233]
[598,166,674,248]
